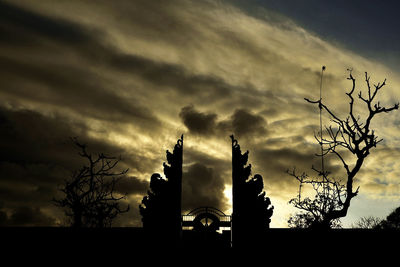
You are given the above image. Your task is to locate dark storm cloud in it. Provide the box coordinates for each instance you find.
[252,141,344,195]
[0,107,130,169]
[218,108,268,138]
[0,1,97,45]
[0,205,56,227]
[179,105,218,135]
[179,105,268,138]
[107,52,237,102]
[0,106,155,174]
[256,147,316,178]
[183,147,232,188]
[1,56,158,125]
[0,1,160,128]
[184,148,230,172]
[0,107,153,225]
[182,163,227,212]
[0,107,82,167]
[0,0,249,127]
[1,0,304,132]
[114,176,149,196]
[92,0,205,46]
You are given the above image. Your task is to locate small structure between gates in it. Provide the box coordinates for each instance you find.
[182,207,231,232]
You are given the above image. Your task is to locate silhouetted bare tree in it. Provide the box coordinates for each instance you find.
[54,138,129,227]
[288,71,398,229]
[351,216,382,229]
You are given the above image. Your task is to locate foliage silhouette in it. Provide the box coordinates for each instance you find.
[288,71,398,229]
[231,135,273,245]
[288,212,341,229]
[54,137,129,227]
[376,207,400,230]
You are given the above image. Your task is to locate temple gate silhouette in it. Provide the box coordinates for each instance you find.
[139,135,183,243]
[139,135,273,247]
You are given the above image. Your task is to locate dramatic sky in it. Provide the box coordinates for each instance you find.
[1,0,400,228]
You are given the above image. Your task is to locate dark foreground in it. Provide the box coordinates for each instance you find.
[2,227,399,261]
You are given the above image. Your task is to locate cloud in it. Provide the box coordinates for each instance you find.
[182,163,228,212]
[0,1,97,45]
[233,0,400,69]
[218,108,268,138]
[0,106,151,225]
[114,176,149,196]
[0,205,57,226]
[0,1,160,131]
[1,0,399,228]
[179,105,218,135]
[0,106,142,171]
[179,105,268,139]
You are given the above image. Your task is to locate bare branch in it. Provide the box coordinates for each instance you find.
[54,138,130,228]
[290,70,398,229]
